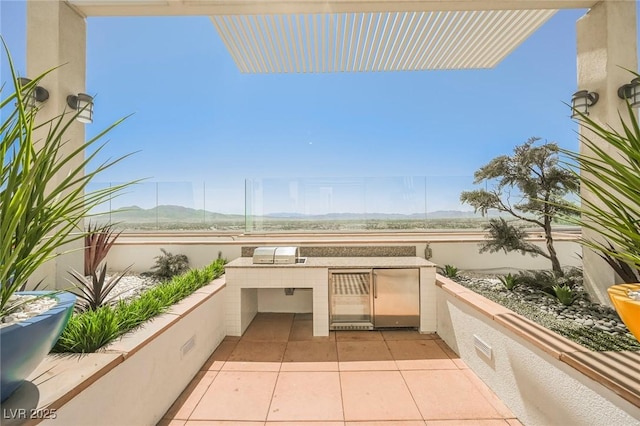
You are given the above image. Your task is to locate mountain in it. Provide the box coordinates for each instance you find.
[95,205,245,223]
[94,205,481,222]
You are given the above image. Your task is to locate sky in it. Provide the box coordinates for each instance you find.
[1,2,638,215]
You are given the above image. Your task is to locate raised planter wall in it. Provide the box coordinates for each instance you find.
[436,275,640,426]
[2,277,226,426]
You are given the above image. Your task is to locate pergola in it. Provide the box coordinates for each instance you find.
[26,0,638,304]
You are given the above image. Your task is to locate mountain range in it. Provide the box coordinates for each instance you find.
[94,205,483,222]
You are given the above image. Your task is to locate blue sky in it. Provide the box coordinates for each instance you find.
[1,3,637,214]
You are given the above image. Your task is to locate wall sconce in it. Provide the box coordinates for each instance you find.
[571,90,599,118]
[17,77,49,108]
[617,77,640,107]
[66,93,94,124]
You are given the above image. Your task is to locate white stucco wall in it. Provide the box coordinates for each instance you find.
[44,283,227,426]
[436,286,640,426]
[105,235,581,274]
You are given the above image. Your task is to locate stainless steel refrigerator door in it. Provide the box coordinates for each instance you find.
[373,268,420,328]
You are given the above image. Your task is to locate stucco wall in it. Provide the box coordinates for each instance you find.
[105,234,581,274]
[436,285,640,426]
[44,283,227,426]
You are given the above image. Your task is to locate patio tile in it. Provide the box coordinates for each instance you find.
[267,372,343,421]
[386,340,450,361]
[460,369,515,418]
[201,340,238,365]
[283,341,338,362]
[337,341,393,362]
[424,421,509,425]
[434,339,460,359]
[381,330,438,341]
[257,312,295,321]
[243,316,294,342]
[340,371,422,421]
[289,319,335,341]
[339,360,398,371]
[189,371,278,421]
[228,341,287,362]
[185,422,264,425]
[453,358,469,369]
[401,370,501,420]
[336,330,384,341]
[426,419,509,426]
[267,422,344,426]
[280,361,339,372]
[395,359,457,370]
[345,422,426,426]
[294,312,314,320]
[163,371,217,420]
[157,419,187,426]
[221,362,281,372]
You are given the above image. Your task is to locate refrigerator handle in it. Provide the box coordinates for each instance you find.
[373,271,377,299]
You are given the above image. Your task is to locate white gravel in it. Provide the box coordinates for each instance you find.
[0,295,58,328]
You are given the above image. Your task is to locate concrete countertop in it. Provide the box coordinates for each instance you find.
[225,256,436,268]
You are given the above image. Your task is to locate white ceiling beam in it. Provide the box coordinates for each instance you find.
[68,0,597,17]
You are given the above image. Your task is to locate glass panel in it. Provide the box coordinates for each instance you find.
[330,271,372,326]
[244,176,428,232]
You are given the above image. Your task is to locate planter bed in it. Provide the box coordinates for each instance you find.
[1,277,226,426]
[436,275,640,426]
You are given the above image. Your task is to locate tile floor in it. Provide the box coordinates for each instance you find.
[159,313,522,426]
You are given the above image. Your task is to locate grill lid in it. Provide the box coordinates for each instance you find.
[253,246,277,264]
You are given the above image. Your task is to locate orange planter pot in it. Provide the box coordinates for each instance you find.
[607,284,640,342]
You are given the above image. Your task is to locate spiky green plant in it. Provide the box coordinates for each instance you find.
[498,273,519,291]
[0,40,136,316]
[552,284,576,306]
[563,82,640,275]
[440,264,459,278]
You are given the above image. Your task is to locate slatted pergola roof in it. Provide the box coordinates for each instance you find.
[211,10,555,73]
[69,0,599,73]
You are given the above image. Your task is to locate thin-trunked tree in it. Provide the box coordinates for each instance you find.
[460,138,579,275]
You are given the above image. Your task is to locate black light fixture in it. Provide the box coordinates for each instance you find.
[17,77,49,108]
[617,77,640,107]
[66,93,94,123]
[570,90,599,118]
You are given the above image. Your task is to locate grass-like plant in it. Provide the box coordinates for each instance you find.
[68,264,131,312]
[498,273,519,291]
[552,284,576,306]
[150,248,190,280]
[84,222,121,276]
[53,258,225,353]
[563,87,640,276]
[0,40,135,317]
[439,264,459,278]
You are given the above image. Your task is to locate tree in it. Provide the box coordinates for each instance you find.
[460,138,579,275]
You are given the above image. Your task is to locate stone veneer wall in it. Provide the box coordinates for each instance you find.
[240,245,417,257]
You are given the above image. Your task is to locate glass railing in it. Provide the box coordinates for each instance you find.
[89,176,576,233]
[88,177,577,233]
[245,176,491,232]
[87,181,245,231]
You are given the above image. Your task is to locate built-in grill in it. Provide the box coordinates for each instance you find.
[252,246,304,264]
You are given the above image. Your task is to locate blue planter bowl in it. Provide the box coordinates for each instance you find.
[0,291,76,402]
